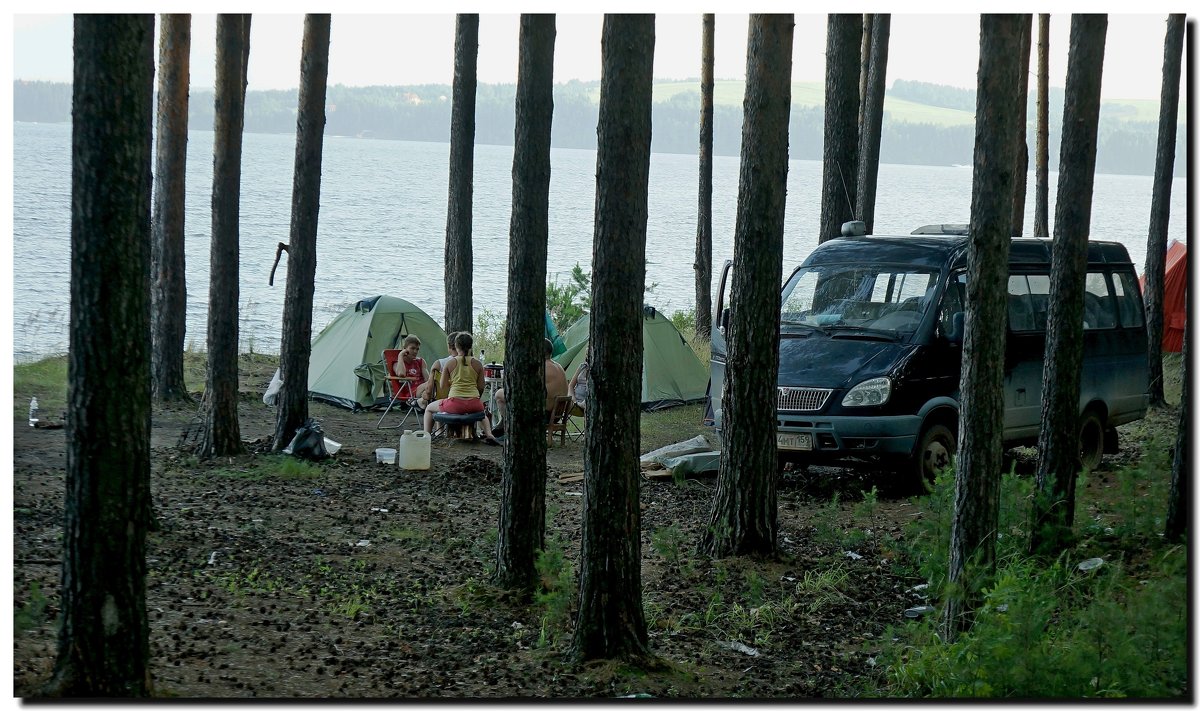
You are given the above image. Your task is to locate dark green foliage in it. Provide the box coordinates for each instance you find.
[15,80,1181,176]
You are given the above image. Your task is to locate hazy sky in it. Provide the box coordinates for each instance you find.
[8,11,1186,101]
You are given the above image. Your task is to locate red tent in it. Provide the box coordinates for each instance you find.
[1139,238,1187,353]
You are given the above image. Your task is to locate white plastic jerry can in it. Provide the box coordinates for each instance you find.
[398,429,431,470]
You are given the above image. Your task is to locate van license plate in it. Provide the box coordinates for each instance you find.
[776,433,813,451]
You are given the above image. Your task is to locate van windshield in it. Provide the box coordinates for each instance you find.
[780,265,939,337]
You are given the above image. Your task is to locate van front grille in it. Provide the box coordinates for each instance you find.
[777,387,832,412]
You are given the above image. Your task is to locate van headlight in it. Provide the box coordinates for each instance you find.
[842,377,891,406]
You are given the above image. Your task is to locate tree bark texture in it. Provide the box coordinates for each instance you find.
[1010,15,1032,237]
[694,13,714,342]
[1034,14,1051,238]
[495,13,555,593]
[443,14,479,335]
[943,14,1023,640]
[273,14,331,451]
[47,14,155,697]
[858,14,872,134]
[198,14,250,459]
[700,14,793,559]
[819,14,862,242]
[1143,13,1184,408]
[1165,321,1188,542]
[855,13,889,234]
[1030,13,1107,557]
[573,13,654,664]
[150,13,192,403]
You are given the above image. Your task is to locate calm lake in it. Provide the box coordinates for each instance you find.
[12,121,1185,362]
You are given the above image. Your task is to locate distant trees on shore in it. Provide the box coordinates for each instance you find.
[13,78,1183,177]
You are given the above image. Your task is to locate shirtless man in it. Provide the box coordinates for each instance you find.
[492,338,568,435]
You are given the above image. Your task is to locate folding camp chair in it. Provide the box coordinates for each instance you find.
[376,349,421,429]
[547,395,581,447]
[566,399,586,442]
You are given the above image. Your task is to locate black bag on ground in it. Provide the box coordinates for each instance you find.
[283,418,330,460]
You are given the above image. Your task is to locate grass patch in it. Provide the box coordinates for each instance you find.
[212,456,323,482]
[640,403,710,455]
[13,582,49,635]
[13,355,69,419]
[871,450,1187,698]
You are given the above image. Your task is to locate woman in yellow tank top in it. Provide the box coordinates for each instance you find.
[422,331,500,445]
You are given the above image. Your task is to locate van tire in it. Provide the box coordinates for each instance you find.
[1078,411,1104,471]
[911,423,956,492]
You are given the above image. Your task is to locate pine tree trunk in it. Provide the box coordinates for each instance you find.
[151,13,192,403]
[1165,321,1188,541]
[495,13,555,593]
[45,14,155,697]
[819,14,862,243]
[858,14,872,134]
[942,14,1023,640]
[273,14,331,451]
[444,14,479,335]
[573,13,655,663]
[198,14,250,459]
[1010,15,1032,237]
[1143,13,1184,408]
[855,13,889,234]
[1029,13,1108,557]
[700,14,793,559]
[1034,14,1050,238]
[694,13,714,342]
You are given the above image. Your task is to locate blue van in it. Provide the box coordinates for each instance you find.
[708,226,1149,486]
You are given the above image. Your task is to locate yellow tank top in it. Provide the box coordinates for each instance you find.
[447,356,480,399]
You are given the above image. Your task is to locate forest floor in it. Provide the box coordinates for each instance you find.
[11,353,1183,699]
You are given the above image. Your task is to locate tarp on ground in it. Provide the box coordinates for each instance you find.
[308,295,449,409]
[554,305,709,411]
[1140,238,1187,353]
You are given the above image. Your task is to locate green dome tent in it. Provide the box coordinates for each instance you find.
[307,295,449,410]
[554,306,708,411]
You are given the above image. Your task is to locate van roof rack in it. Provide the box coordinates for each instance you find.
[911,224,969,235]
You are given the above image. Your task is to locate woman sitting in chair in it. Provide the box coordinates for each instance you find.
[422,331,501,445]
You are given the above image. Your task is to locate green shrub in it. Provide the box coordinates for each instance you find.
[876,458,1187,699]
[473,308,506,364]
[546,263,591,333]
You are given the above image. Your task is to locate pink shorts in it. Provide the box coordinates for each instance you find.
[441,397,484,415]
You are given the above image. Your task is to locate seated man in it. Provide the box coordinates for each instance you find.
[492,338,568,435]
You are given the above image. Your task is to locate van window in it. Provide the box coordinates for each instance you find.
[780,265,937,335]
[1007,275,1037,331]
[940,273,966,335]
[1112,271,1145,328]
[1083,272,1117,330]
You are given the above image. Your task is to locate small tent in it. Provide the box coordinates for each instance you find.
[554,306,709,411]
[1139,239,1187,353]
[308,295,449,409]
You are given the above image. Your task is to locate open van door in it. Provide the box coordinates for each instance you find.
[706,259,733,439]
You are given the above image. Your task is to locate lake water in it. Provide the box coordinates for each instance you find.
[12,121,1185,362]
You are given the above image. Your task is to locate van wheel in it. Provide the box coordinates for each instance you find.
[1078,411,1104,472]
[911,423,956,492]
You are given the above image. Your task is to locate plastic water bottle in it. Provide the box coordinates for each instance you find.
[28,397,38,427]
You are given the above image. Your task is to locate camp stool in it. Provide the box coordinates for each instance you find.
[431,411,485,442]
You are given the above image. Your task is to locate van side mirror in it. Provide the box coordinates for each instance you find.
[720,307,731,334]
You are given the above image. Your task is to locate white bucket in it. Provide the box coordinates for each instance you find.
[398,429,431,470]
[375,447,397,465]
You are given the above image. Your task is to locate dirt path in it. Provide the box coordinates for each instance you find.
[15,357,1171,698]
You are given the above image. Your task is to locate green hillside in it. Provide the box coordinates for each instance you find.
[642,79,1181,128]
